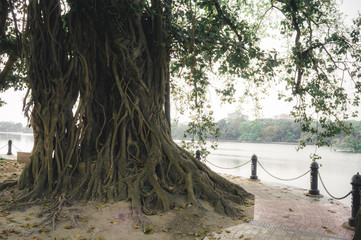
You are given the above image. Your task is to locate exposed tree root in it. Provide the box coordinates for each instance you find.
[0,180,17,191]
[39,194,71,231]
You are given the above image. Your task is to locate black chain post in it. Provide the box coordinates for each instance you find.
[7,140,12,155]
[250,154,258,180]
[309,161,320,196]
[349,172,361,227]
[195,150,201,161]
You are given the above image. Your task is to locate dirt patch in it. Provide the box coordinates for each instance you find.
[0,159,254,240]
[0,158,24,183]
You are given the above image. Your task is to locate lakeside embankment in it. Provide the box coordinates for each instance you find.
[206,173,354,240]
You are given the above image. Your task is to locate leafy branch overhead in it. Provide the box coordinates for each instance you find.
[271,0,361,146]
[171,0,361,151]
[0,0,26,104]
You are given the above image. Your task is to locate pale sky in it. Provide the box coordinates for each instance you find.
[0,89,27,125]
[0,1,360,126]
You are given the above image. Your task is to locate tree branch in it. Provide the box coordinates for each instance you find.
[0,39,17,53]
[287,0,304,94]
[0,0,8,39]
[0,52,18,86]
[212,0,242,42]
[0,39,19,86]
[8,0,21,47]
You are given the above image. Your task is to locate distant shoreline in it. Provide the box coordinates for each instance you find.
[0,131,33,135]
[173,139,356,153]
[174,139,300,145]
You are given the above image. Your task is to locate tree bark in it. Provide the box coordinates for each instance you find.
[18,0,253,217]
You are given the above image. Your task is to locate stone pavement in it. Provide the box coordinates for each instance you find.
[0,154,16,160]
[205,175,355,240]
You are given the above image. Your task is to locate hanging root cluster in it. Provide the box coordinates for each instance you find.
[16,0,253,218]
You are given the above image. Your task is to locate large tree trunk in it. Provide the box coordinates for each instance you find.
[19,0,253,217]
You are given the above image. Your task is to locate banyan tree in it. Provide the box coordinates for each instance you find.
[16,0,255,216]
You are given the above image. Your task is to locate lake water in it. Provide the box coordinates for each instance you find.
[0,132,33,153]
[1,133,360,206]
[206,142,361,207]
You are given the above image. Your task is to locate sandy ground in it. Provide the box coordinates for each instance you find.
[0,158,254,240]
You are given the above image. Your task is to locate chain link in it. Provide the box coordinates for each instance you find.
[206,155,352,201]
[205,159,251,170]
[318,171,352,200]
[258,161,310,181]
[12,144,23,152]
[0,143,8,150]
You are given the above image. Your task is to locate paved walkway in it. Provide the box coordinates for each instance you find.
[206,175,355,240]
[0,154,16,160]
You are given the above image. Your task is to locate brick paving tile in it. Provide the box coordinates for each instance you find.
[204,222,350,240]
[253,199,354,239]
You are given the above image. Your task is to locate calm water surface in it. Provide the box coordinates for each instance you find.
[1,133,360,206]
[0,132,33,153]
[206,142,361,206]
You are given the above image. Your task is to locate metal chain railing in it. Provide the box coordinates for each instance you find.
[204,159,251,170]
[200,151,359,227]
[318,171,352,200]
[12,144,23,152]
[258,160,310,181]
[1,140,24,154]
[0,143,8,150]
[202,152,353,200]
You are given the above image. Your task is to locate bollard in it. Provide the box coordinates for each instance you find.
[349,172,361,227]
[7,140,12,155]
[250,154,258,180]
[195,150,201,161]
[308,161,320,195]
